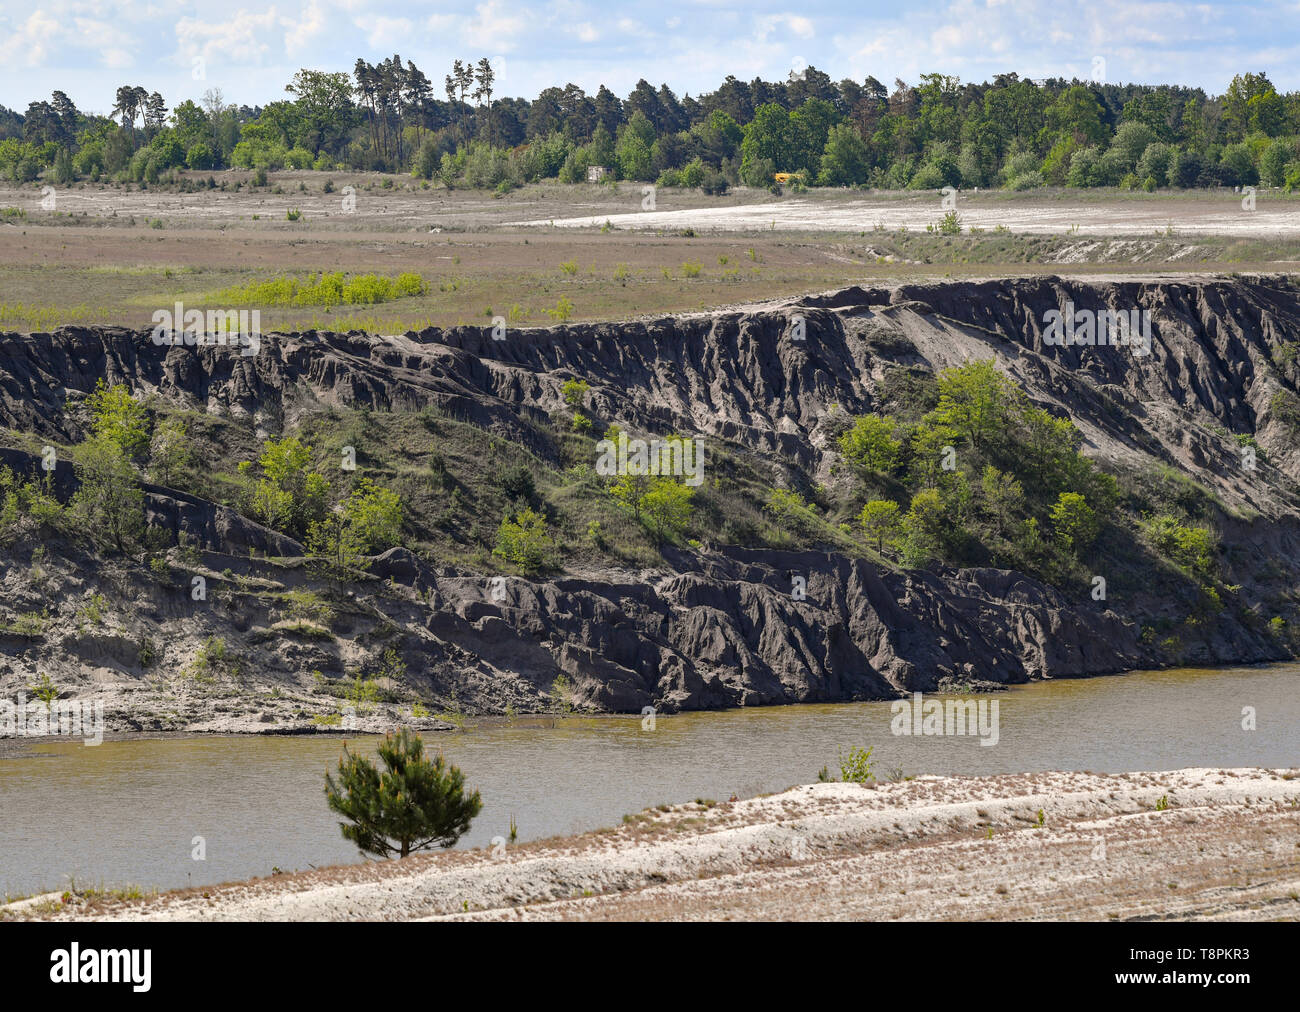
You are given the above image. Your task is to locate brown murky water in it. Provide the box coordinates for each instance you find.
[1,663,1296,898]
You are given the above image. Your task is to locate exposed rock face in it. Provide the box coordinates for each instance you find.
[1,274,1297,726]
[8,275,1300,503]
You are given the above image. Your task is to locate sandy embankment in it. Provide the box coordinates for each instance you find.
[8,767,1299,922]
[513,195,1300,238]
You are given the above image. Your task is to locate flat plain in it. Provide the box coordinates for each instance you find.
[5,173,1300,335]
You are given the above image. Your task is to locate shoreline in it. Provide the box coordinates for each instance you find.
[7,766,1298,922]
[1,660,1290,756]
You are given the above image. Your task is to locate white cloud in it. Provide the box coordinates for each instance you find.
[754,13,815,43]
[175,8,281,68]
[0,7,146,71]
[359,15,413,49]
[284,0,328,57]
[0,10,64,66]
[463,0,528,50]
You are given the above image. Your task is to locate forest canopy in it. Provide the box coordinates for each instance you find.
[4,66,1299,193]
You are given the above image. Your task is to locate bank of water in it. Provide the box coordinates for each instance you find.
[2,663,1296,899]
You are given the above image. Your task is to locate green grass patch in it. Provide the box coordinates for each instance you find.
[209,272,427,309]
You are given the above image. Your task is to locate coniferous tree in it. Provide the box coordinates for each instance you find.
[325,729,482,858]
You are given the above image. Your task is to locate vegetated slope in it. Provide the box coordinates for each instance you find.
[1,273,1299,730]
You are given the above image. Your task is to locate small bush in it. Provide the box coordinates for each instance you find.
[497,464,536,504]
[838,746,875,784]
[493,508,553,573]
[546,296,575,322]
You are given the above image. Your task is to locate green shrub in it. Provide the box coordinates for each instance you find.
[186,143,215,170]
[1270,390,1300,430]
[679,157,707,188]
[935,210,962,235]
[561,378,590,411]
[838,746,875,784]
[550,673,575,716]
[764,488,819,536]
[1049,492,1100,553]
[860,499,902,553]
[497,464,536,504]
[215,272,425,308]
[1006,170,1045,190]
[838,414,901,473]
[185,636,234,681]
[611,471,696,543]
[345,673,381,713]
[639,478,695,543]
[546,295,575,322]
[84,379,149,459]
[28,672,59,708]
[1145,514,1217,578]
[70,435,145,554]
[493,508,553,573]
[900,488,948,566]
[284,146,314,169]
[4,611,47,638]
[281,589,334,627]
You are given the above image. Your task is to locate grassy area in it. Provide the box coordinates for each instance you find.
[3,228,1300,335]
[0,235,876,332]
[4,175,1300,333]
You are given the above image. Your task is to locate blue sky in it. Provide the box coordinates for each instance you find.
[2,0,1297,114]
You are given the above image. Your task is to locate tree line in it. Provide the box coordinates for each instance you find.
[4,63,1300,192]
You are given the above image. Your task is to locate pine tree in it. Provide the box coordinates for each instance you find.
[474,58,495,146]
[325,729,482,858]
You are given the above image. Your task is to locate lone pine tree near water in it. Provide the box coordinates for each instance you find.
[325,729,482,858]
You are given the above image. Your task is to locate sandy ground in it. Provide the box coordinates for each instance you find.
[8,767,1297,922]
[0,176,767,233]
[5,175,1299,238]
[517,193,1300,237]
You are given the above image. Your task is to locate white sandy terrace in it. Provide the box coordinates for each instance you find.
[511,197,1300,237]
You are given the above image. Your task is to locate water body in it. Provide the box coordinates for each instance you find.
[1,663,1296,899]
